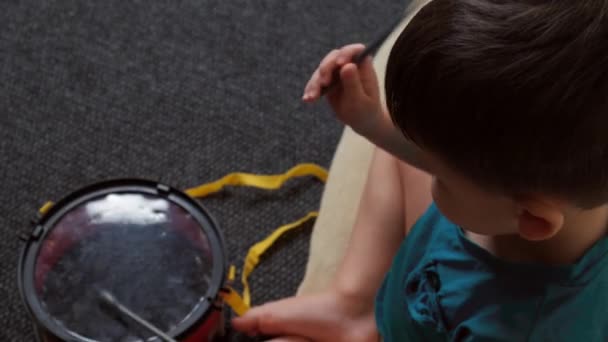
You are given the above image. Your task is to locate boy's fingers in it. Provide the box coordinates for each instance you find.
[303,43,368,102]
[318,44,364,87]
[358,56,380,100]
[318,49,341,85]
[232,296,333,338]
[232,302,296,336]
[336,43,366,65]
[340,63,366,99]
[303,70,322,101]
[266,337,311,342]
[231,310,260,334]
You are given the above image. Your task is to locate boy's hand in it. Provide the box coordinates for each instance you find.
[231,290,379,342]
[302,44,383,136]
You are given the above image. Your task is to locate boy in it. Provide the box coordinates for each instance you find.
[233,0,608,340]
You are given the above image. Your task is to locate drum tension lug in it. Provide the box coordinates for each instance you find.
[17,232,30,242]
[30,225,44,240]
[156,183,171,196]
[20,225,43,241]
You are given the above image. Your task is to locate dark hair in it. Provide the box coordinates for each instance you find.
[386,0,608,207]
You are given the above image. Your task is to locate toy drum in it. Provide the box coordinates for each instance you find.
[18,179,227,342]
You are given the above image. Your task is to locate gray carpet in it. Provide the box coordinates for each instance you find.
[0,0,405,340]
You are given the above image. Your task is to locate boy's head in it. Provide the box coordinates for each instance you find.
[387,0,608,240]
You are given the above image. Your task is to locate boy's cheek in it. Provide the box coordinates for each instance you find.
[431,179,462,225]
[431,179,511,235]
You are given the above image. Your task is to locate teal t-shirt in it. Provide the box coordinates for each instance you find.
[375,203,608,341]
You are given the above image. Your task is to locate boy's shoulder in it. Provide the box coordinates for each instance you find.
[378,204,608,341]
[528,270,608,341]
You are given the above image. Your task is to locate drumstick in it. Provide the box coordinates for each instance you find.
[97,289,178,342]
[319,14,404,96]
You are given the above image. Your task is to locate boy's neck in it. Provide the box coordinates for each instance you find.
[467,205,608,265]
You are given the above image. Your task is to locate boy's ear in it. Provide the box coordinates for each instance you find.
[516,198,565,241]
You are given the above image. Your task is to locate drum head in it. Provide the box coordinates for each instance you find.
[19,179,226,341]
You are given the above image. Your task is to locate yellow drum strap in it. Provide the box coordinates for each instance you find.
[39,163,328,317]
[185,163,327,197]
[217,211,319,316]
[185,163,327,316]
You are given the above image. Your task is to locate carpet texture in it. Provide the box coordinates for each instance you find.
[0,1,405,340]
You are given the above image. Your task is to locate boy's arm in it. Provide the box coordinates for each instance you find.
[355,107,429,173]
[301,44,427,172]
